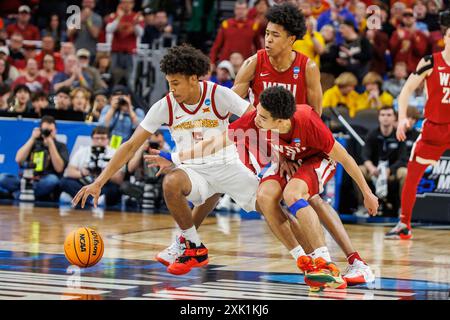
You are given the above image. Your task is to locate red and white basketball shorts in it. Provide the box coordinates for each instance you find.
[410,120,450,164]
[261,155,336,197]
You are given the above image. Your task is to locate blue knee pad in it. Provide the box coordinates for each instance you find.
[288,199,309,217]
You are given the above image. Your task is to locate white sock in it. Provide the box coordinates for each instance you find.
[181,226,201,246]
[312,246,331,262]
[289,245,306,260]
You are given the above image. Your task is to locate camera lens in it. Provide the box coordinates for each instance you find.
[149,141,160,150]
[118,97,128,107]
[41,129,52,137]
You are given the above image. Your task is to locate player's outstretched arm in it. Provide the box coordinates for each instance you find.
[327,141,379,216]
[72,126,152,208]
[180,131,231,161]
[397,57,432,141]
[232,54,257,98]
[145,131,231,169]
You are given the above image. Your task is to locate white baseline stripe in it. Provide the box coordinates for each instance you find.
[0,283,108,295]
[0,276,136,290]
[0,270,159,286]
[0,290,79,300]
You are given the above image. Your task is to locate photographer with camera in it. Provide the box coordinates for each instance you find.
[60,126,123,207]
[99,85,145,147]
[125,130,170,209]
[2,115,69,201]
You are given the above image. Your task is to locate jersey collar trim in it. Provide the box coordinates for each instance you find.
[179,81,208,115]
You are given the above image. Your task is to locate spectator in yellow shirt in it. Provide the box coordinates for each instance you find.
[293,1,325,67]
[359,71,394,112]
[322,72,362,118]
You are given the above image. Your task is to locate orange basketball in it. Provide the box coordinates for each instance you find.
[64,227,104,268]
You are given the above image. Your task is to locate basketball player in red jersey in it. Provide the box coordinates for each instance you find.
[232,3,375,284]
[386,18,450,239]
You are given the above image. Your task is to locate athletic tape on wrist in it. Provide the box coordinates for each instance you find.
[288,199,309,217]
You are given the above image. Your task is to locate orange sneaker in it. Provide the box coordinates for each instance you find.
[297,255,315,273]
[297,255,327,292]
[306,257,347,290]
[167,240,209,275]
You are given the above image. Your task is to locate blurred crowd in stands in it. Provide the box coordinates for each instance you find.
[0,0,448,216]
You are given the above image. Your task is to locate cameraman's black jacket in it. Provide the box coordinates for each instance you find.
[30,138,69,176]
[361,127,408,175]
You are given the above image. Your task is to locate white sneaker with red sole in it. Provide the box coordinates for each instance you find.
[155,236,185,266]
[343,259,375,285]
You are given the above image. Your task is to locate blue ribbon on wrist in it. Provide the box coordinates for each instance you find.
[159,151,173,162]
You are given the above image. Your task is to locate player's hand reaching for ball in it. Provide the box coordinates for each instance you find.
[396,118,410,141]
[72,182,102,208]
[364,192,379,216]
[144,151,175,177]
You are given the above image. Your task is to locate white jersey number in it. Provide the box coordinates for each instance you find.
[442,87,450,104]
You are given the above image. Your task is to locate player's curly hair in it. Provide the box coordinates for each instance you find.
[266,3,306,40]
[160,44,210,77]
[259,86,296,120]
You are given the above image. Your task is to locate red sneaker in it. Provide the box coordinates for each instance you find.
[167,240,209,275]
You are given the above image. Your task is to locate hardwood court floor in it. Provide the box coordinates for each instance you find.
[0,204,449,300]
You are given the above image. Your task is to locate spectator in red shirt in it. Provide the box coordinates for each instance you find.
[12,58,50,94]
[6,5,41,41]
[209,0,262,67]
[7,33,26,70]
[35,35,64,72]
[105,0,144,91]
[389,8,429,74]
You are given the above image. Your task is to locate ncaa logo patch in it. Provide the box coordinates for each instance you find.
[293,138,301,147]
[293,66,300,79]
[205,99,211,106]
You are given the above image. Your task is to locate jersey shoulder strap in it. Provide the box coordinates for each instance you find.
[413,54,434,76]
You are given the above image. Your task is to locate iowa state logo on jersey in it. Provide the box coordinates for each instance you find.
[262,82,298,98]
